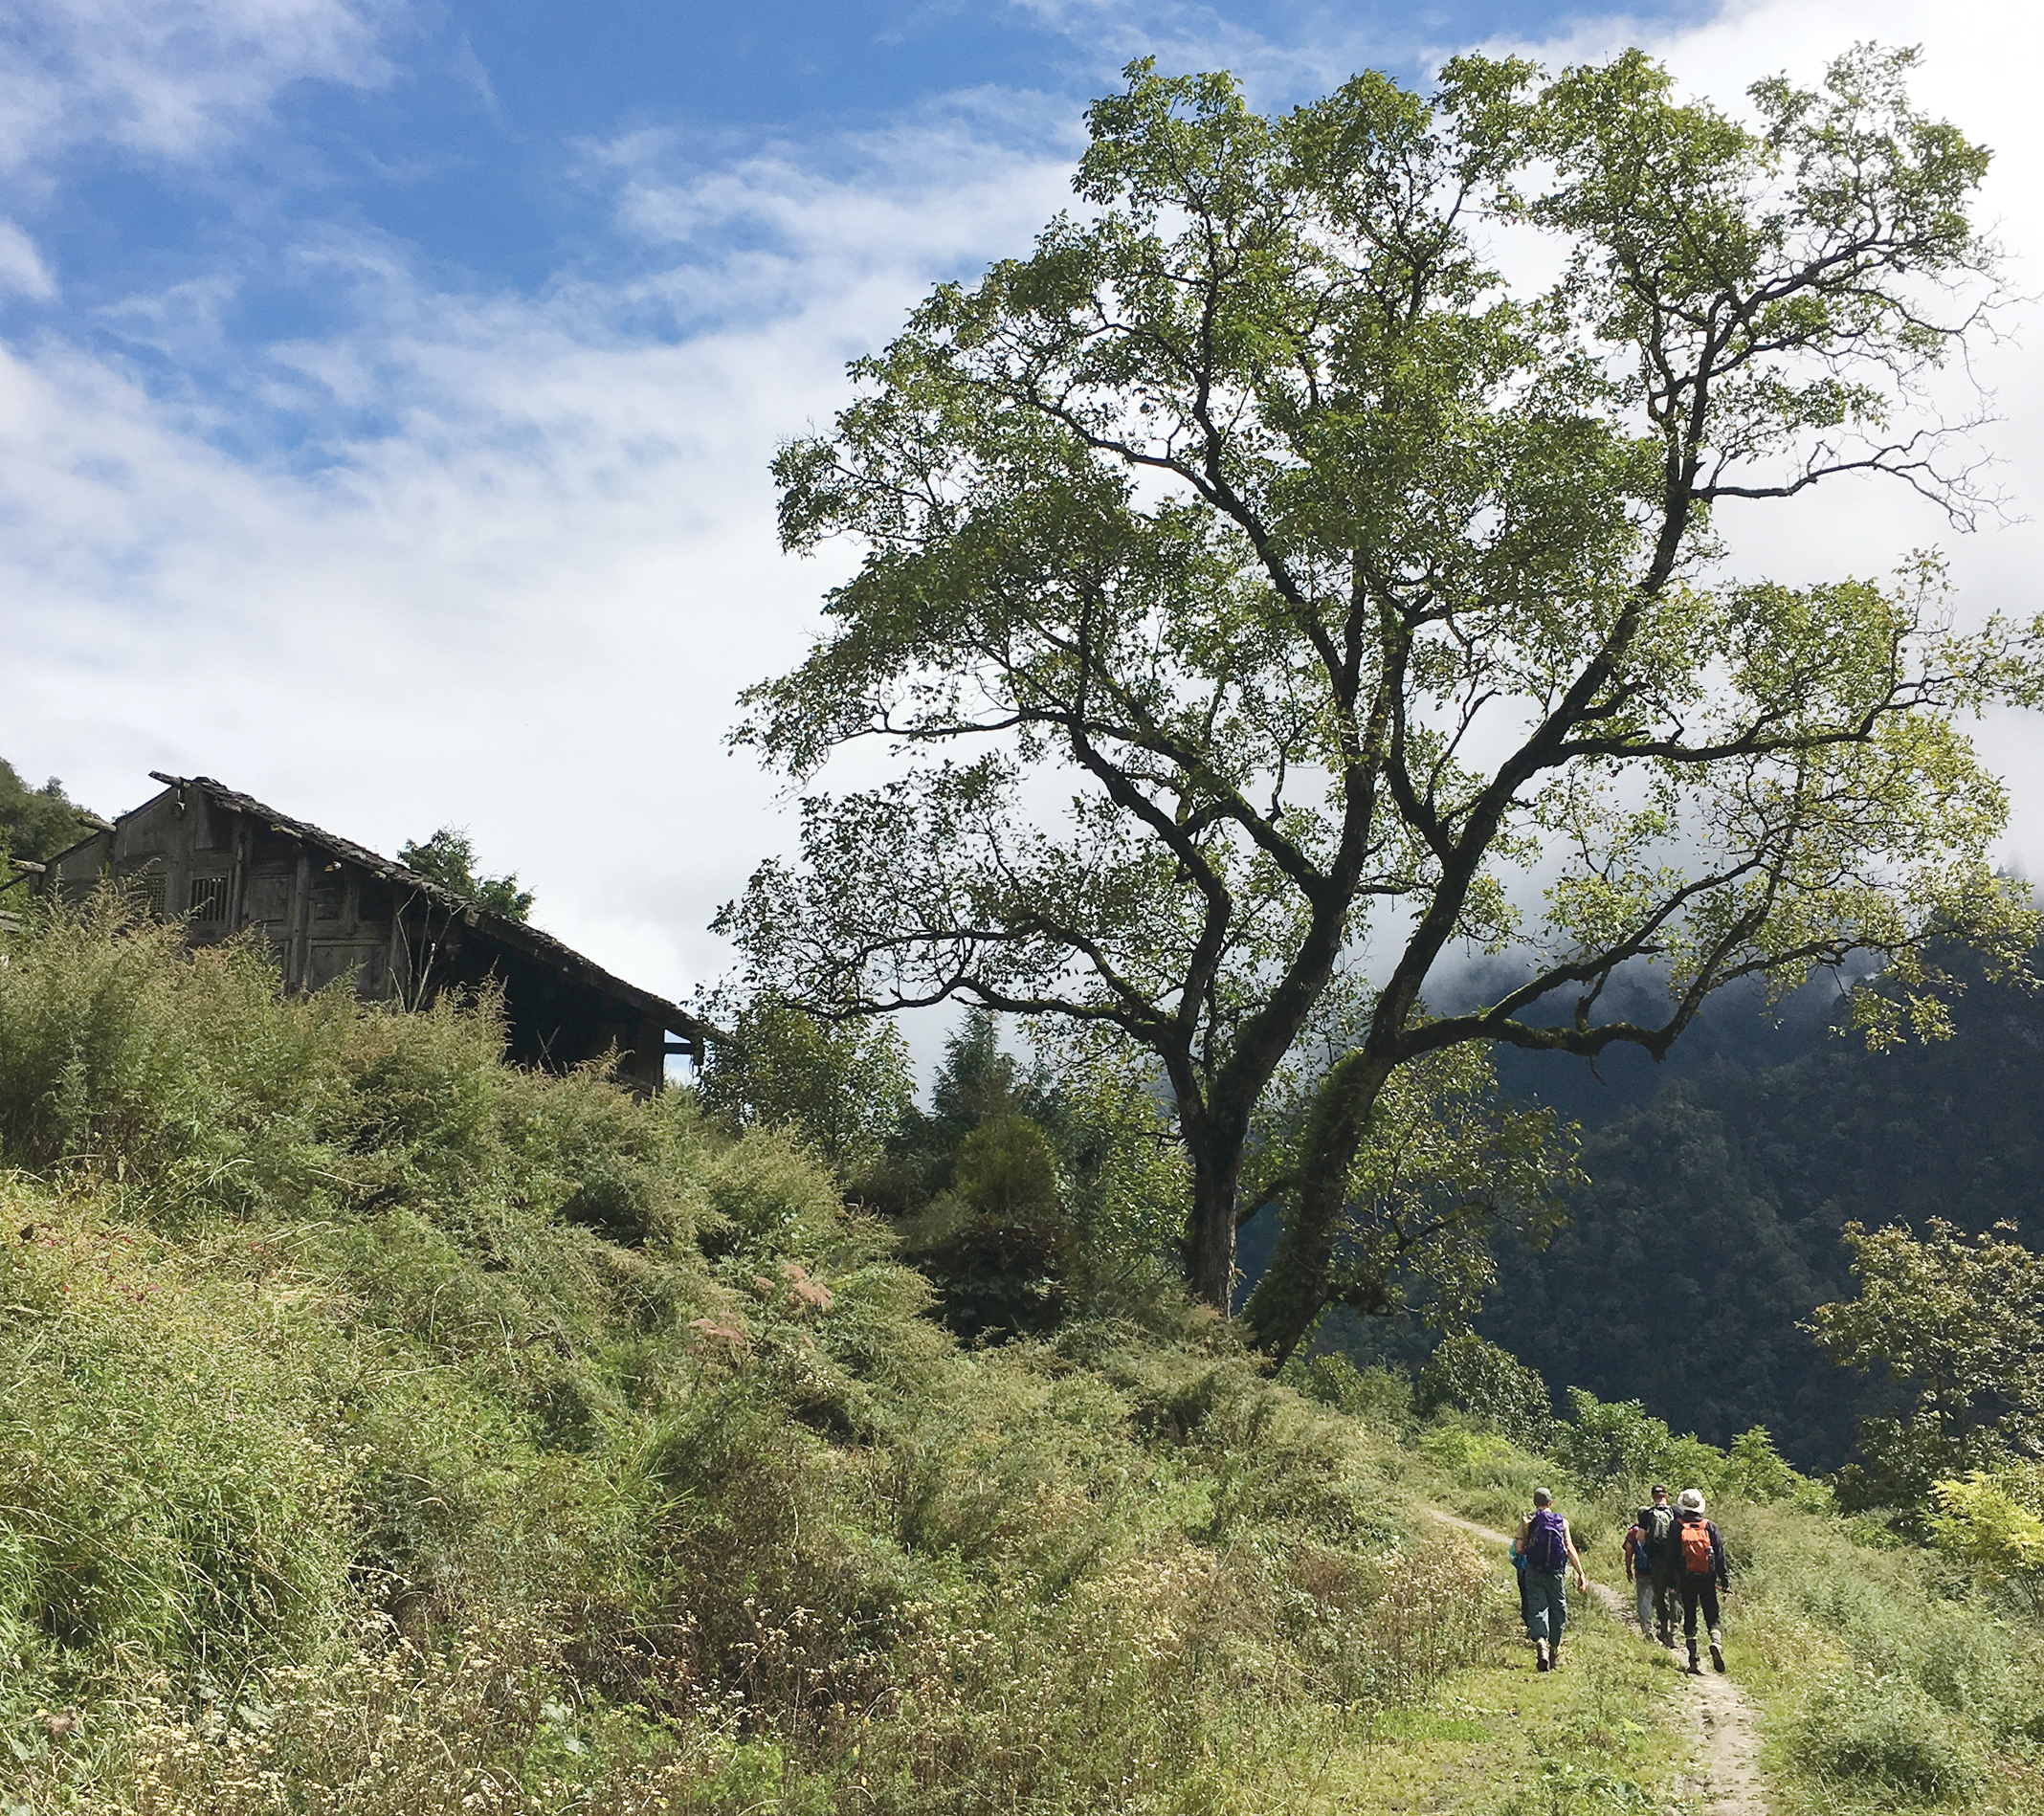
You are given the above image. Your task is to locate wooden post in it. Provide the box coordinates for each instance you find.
[226,811,250,932]
[288,850,311,989]
[385,885,409,1003]
[633,1009,664,1096]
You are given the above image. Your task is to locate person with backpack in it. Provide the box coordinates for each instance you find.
[1515,1487,1588,1671]
[1672,1487,1729,1672]
[1623,1510,1654,1637]
[1508,1526,1533,1630]
[1636,1483,1678,1647]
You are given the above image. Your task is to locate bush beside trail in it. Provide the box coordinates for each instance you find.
[0,900,1502,1813]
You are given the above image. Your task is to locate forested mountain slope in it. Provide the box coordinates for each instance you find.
[1477,948,2044,1471]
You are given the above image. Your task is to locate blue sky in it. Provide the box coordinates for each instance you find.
[6,0,1700,449]
[4,0,2042,1010]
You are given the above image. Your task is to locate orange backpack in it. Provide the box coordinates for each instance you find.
[1678,1518,1714,1576]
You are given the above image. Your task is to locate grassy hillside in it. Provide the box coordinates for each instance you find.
[3,898,2038,1813]
[0,897,1523,1814]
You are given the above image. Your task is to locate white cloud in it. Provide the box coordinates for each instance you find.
[589,90,1081,321]
[0,114,1075,1004]
[0,218,54,297]
[0,0,393,175]
[3,0,2043,1025]
[1002,0,1443,98]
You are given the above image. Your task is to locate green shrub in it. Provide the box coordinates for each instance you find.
[695,991,916,1177]
[1501,1759,1659,1814]
[1285,1352,1414,1432]
[1415,1333,1552,1448]
[1796,1672,1986,1801]
[1720,1426,1804,1503]
[521,1072,704,1247]
[1544,1392,1810,1514]
[1413,1422,1551,1536]
[700,1126,843,1246]
[1927,1465,2044,1616]
[900,1115,1076,1337]
[1547,1389,1675,1490]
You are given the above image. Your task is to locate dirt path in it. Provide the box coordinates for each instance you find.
[1431,1510,1767,1814]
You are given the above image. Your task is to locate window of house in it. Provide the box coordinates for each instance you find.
[125,864,167,919]
[189,875,229,921]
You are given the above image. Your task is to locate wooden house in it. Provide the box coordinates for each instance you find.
[11,773,707,1094]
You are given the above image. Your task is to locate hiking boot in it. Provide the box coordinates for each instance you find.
[1687,1643,1701,1674]
[1535,1638,1550,1672]
[1709,1629,1725,1673]
[1549,1642,1563,1669]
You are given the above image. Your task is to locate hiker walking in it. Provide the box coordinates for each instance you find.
[1623,1507,1654,1636]
[1633,1483,1678,1647]
[1673,1487,1729,1673]
[1515,1486,1588,1672]
[1508,1525,1533,1631]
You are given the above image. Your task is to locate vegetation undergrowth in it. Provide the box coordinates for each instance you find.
[10,900,2039,1810]
[1722,1503,2044,1814]
[0,899,1521,1814]
[1304,1555,1690,1816]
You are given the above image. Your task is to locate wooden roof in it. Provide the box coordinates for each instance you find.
[46,772,713,1047]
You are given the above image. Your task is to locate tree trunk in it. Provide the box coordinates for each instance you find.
[1238,1048,1392,1362]
[1185,1141,1242,1313]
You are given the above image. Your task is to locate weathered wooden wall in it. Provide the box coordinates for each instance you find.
[32,780,678,1096]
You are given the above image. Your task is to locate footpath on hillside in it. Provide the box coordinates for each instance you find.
[1431,1510,1767,1816]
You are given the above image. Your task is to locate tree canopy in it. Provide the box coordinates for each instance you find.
[1812,1219,2044,1514]
[723,46,2042,1345]
[0,760,100,868]
[696,990,918,1176]
[398,828,536,922]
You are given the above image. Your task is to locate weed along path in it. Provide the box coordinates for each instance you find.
[1430,1510,1768,1815]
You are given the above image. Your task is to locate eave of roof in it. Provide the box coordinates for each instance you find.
[143,773,711,1042]
[11,822,111,878]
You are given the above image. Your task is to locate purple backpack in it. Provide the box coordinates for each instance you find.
[1525,1508,1568,1572]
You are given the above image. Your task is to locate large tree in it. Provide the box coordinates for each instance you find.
[722,47,2042,1348]
[398,828,536,922]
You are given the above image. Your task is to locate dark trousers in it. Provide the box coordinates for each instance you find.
[1679,1573,1721,1642]
[1647,1574,1676,1637]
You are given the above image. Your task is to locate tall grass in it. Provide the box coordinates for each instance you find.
[1727,1502,2044,1810]
[0,898,1500,1811]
